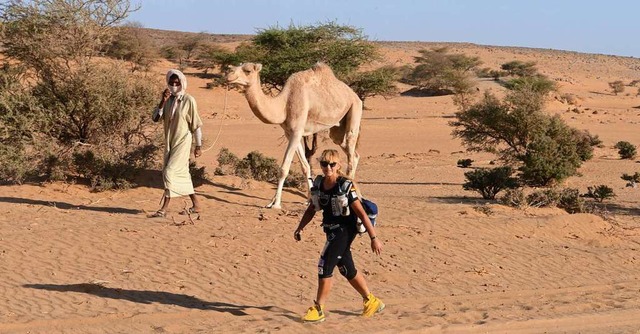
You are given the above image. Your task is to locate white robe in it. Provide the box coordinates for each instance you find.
[160,93,202,197]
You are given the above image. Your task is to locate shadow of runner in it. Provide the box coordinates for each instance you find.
[23,283,293,317]
[0,197,141,215]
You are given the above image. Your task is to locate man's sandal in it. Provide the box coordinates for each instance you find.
[149,210,166,218]
[178,207,200,215]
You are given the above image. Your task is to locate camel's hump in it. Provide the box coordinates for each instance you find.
[310,62,335,76]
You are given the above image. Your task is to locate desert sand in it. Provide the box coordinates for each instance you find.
[1,42,640,334]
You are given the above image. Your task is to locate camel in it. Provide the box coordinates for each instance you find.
[225,62,363,209]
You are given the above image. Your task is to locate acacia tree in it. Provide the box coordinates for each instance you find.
[104,21,158,72]
[403,47,481,95]
[501,60,538,77]
[194,43,235,74]
[229,22,380,91]
[0,0,159,186]
[347,65,399,105]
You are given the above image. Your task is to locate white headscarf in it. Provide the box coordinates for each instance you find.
[166,69,187,98]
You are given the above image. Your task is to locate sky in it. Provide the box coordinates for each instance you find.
[127,0,639,58]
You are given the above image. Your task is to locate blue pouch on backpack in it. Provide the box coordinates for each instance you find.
[356,198,378,233]
[361,198,378,226]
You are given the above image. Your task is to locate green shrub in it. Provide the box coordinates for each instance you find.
[503,75,557,96]
[451,90,595,187]
[614,141,637,159]
[621,172,640,183]
[463,166,519,199]
[585,185,616,203]
[573,130,600,161]
[519,116,591,186]
[457,158,474,168]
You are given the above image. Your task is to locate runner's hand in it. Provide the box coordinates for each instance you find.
[371,238,382,255]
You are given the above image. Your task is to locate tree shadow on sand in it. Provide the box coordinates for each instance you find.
[23,283,297,319]
[198,186,307,209]
[429,196,493,205]
[134,169,239,191]
[0,197,141,215]
[593,202,640,217]
[400,87,451,97]
[359,181,463,186]
[588,90,614,96]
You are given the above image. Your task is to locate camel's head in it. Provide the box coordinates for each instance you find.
[225,63,262,87]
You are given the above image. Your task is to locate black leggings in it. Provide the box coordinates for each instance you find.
[318,223,357,280]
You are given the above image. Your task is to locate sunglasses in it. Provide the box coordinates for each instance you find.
[168,82,181,87]
[320,161,337,168]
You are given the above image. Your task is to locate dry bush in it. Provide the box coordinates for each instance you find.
[498,188,526,208]
[526,188,561,208]
[609,80,625,95]
[104,22,159,72]
[216,147,305,189]
[0,1,161,187]
[189,161,210,188]
[557,93,579,105]
[499,187,591,214]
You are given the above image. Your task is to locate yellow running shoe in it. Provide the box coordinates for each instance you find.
[302,302,325,323]
[362,293,385,317]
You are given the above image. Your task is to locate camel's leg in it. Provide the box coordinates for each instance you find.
[303,134,318,162]
[267,132,303,209]
[330,101,362,179]
[295,141,313,199]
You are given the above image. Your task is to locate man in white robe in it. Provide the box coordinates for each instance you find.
[150,69,203,217]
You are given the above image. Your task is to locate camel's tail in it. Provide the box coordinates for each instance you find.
[304,134,318,162]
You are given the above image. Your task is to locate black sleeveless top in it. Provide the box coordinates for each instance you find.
[317,176,360,225]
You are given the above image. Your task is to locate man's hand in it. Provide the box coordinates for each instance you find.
[194,146,202,158]
[158,88,170,108]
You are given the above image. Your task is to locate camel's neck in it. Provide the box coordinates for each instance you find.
[244,81,287,124]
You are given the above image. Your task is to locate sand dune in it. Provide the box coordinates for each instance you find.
[1,43,640,333]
